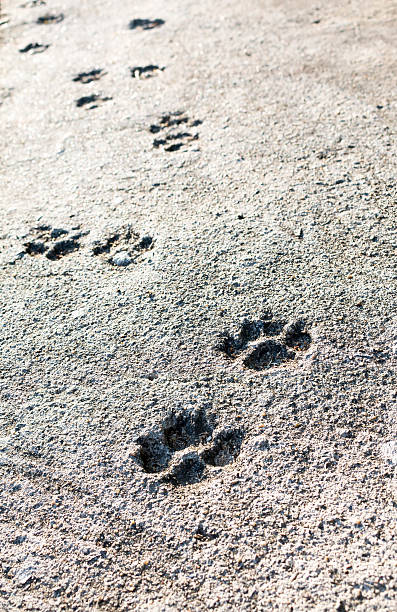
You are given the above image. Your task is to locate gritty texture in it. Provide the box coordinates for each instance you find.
[0,0,396,610]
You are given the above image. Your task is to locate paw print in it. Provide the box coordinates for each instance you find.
[91,226,153,267]
[18,225,86,261]
[128,18,165,31]
[19,43,50,54]
[5,223,153,268]
[149,112,202,152]
[73,69,106,84]
[130,65,165,79]
[36,13,64,25]
[216,313,312,370]
[75,94,112,109]
[135,408,244,485]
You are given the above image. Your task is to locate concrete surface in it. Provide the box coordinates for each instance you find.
[0,0,396,609]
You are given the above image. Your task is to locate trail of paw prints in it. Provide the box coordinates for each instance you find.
[215,313,312,370]
[16,10,61,59]
[130,65,165,79]
[150,112,202,152]
[18,5,53,56]
[129,18,164,31]
[72,68,110,109]
[135,408,244,486]
[6,223,153,269]
[91,225,153,267]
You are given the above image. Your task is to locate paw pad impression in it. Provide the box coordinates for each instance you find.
[21,225,85,260]
[136,407,244,485]
[149,112,202,152]
[91,226,153,267]
[216,313,312,370]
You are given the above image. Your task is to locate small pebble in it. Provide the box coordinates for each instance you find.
[112,251,132,267]
[15,567,35,586]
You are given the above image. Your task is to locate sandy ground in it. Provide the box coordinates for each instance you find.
[0,0,396,609]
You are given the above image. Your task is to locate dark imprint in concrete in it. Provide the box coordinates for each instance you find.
[129,18,165,31]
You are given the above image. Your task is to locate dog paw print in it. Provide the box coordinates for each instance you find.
[128,18,164,31]
[200,429,245,467]
[73,69,106,84]
[36,13,63,24]
[136,408,244,486]
[75,94,112,109]
[21,1,46,7]
[216,313,312,370]
[91,226,153,267]
[150,112,202,152]
[17,225,87,261]
[19,42,49,54]
[130,65,165,79]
